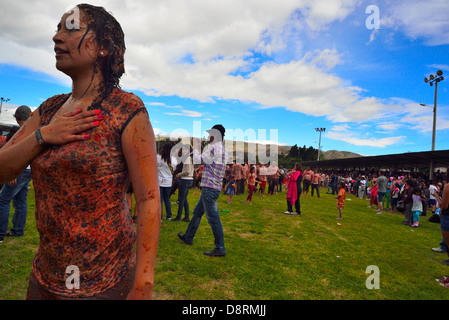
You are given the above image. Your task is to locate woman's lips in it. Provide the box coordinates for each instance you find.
[54,48,69,56]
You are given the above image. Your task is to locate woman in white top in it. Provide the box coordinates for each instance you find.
[158,143,177,220]
[173,144,194,222]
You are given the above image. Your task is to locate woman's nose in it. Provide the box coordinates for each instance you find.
[53,30,62,44]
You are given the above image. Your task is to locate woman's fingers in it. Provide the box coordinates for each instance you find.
[41,109,104,145]
[62,109,101,121]
[71,120,101,136]
[62,107,83,117]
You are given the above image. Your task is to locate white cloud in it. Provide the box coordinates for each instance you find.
[166,110,203,118]
[301,0,359,31]
[390,98,449,132]
[377,122,402,131]
[327,130,406,148]
[382,0,449,46]
[3,0,446,141]
[327,123,407,148]
[146,102,165,107]
[0,0,373,121]
[427,64,449,72]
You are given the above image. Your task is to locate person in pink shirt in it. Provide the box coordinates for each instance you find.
[285,163,303,215]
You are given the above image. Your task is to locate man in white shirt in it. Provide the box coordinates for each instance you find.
[429,182,439,214]
[358,176,367,199]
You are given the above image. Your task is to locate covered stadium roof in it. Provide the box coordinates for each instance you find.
[301,149,449,170]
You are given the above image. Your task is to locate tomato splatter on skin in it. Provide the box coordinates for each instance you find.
[147,189,156,199]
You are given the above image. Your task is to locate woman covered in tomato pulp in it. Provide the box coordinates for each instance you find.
[17,4,161,299]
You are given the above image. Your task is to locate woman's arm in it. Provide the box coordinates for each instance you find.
[122,111,160,300]
[0,107,102,183]
[177,162,190,178]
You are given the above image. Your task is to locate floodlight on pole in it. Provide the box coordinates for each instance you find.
[0,97,10,117]
[315,127,326,161]
[423,70,444,180]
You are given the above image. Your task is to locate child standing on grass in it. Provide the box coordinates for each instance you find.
[411,189,425,227]
[226,179,236,204]
[336,182,346,220]
[246,166,257,205]
[390,186,399,212]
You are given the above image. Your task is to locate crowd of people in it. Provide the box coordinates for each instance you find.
[158,155,449,227]
[157,157,449,286]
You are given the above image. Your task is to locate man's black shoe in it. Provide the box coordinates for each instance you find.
[203,249,226,257]
[177,233,192,245]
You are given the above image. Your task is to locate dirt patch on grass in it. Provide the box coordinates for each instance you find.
[238,233,256,239]
[199,279,236,299]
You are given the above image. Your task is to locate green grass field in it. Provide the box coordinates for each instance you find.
[1,182,449,300]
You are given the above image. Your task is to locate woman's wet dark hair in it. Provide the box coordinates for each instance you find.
[161,143,173,165]
[76,3,125,104]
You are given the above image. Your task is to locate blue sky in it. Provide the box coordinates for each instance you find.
[1,0,448,156]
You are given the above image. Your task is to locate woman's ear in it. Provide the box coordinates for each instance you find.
[98,49,109,57]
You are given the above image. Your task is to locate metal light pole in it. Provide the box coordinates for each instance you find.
[424,70,444,180]
[0,97,10,117]
[315,127,325,161]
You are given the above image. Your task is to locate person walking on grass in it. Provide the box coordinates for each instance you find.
[246,166,257,205]
[172,144,194,222]
[311,170,321,198]
[177,124,228,257]
[302,167,313,197]
[336,182,346,220]
[369,184,378,210]
[258,163,267,196]
[375,171,388,214]
[285,163,303,216]
[158,142,177,221]
[411,189,425,228]
[402,179,415,226]
[226,179,236,204]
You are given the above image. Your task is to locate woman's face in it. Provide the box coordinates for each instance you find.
[53,9,100,77]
